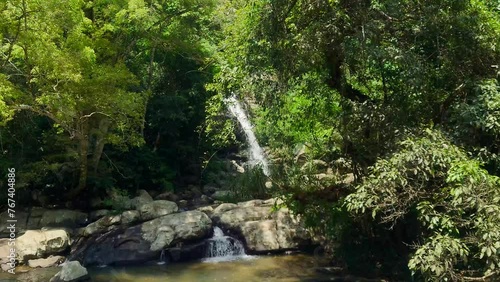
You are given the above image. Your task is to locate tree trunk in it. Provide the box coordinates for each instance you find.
[67,120,89,198]
[91,118,110,174]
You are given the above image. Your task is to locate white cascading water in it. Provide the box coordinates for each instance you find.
[203,227,251,263]
[224,96,270,176]
[157,249,166,265]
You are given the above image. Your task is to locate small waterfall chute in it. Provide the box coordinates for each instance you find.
[224,95,270,176]
[157,249,166,265]
[203,227,253,263]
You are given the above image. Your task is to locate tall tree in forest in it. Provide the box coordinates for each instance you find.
[0,0,215,197]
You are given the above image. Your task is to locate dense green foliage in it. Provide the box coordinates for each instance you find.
[207,0,500,280]
[1,0,499,281]
[0,0,216,201]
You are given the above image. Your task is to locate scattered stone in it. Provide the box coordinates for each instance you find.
[50,261,90,282]
[28,255,65,268]
[230,160,245,173]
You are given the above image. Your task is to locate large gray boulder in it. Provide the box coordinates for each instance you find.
[0,209,87,237]
[50,261,89,282]
[16,229,70,262]
[76,210,212,266]
[82,209,142,237]
[240,220,280,250]
[218,206,273,228]
[127,189,154,209]
[141,210,212,251]
[216,199,310,253]
[138,200,178,221]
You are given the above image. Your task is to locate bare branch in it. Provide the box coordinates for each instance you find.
[80,112,111,119]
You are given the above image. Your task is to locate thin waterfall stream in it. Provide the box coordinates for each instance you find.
[157,250,166,265]
[224,95,270,176]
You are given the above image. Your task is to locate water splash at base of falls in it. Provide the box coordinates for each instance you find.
[157,249,167,265]
[202,227,253,263]
[224,95,270,176]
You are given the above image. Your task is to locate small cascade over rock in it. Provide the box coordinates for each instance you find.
[224,95,270,176]
[157,249,166,265]
[203,227,250,262]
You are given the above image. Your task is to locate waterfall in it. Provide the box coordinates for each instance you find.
[203,227,251,263]
[157,249,166,265]
[225,95,270,176]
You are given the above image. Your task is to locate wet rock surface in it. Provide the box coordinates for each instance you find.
[49,261,89,282]
[215,199,311,253]
[71,210,212,266]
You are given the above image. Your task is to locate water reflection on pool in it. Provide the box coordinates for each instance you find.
[1,254,330,282]
[90,254,324,282]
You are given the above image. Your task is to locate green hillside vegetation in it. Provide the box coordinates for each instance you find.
[1,0,499,280]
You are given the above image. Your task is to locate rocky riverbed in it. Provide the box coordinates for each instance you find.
[0,189,314,281]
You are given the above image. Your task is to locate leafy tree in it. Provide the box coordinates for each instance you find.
[0,0,146,197]
[346,129,500,280]
[0,0,216,198]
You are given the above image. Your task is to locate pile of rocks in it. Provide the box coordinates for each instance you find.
[0,189,314,281]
